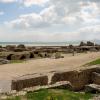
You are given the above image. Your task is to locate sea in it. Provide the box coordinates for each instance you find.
[0,42,80,47]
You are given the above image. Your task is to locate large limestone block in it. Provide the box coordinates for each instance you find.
[11,74,48,91]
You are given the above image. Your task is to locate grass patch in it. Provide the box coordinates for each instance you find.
[6,96,21,100]
[84,58,100,66]
[6,89,93,100]
[10,60,25,64]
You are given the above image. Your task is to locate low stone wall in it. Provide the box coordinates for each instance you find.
[6,51,52,60]
[51,67,99,91]
[11,74,48,91]
[10,66,100,92]
[6,53,30,60]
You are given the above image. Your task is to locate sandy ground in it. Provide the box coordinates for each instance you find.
[0,52,100,92]
[0,52,100,79]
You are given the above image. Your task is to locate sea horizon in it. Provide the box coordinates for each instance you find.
[0,41,80,46]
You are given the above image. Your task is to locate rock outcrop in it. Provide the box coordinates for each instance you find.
[0,59,10,65]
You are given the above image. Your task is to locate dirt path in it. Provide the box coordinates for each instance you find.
[0,52,100,79]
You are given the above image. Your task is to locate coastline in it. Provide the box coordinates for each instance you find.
[0,42,79,47]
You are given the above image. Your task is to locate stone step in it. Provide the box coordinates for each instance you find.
[85,84,100,93]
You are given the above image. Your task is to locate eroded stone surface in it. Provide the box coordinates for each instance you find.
[85,84,100,93]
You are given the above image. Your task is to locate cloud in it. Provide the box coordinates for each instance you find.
[79,2,100,23]
[77,25,100,40]
[1,24,100,42]
[20,0,49,7]
[2,0,100,42]
[9,0,100,28]
[0,0,49,7]
[5,4,79,29]
[5,11,51,29]
[6,13,42,29]
[50,0,100,23]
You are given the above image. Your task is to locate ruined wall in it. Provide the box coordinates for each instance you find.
[51,67,99,91]
[11,75,48,91]
[11,67,100,91]
[6,52,31,60]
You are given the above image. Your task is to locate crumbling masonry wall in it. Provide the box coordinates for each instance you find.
[51,67,99,91]
[11,66,100,91]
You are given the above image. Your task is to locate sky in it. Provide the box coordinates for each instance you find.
[0,0,100,42]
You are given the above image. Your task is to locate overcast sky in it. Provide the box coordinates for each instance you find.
[0,0,100,42]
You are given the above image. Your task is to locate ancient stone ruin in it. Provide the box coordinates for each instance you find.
[10,66,100,93]
[0,41,100,64]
